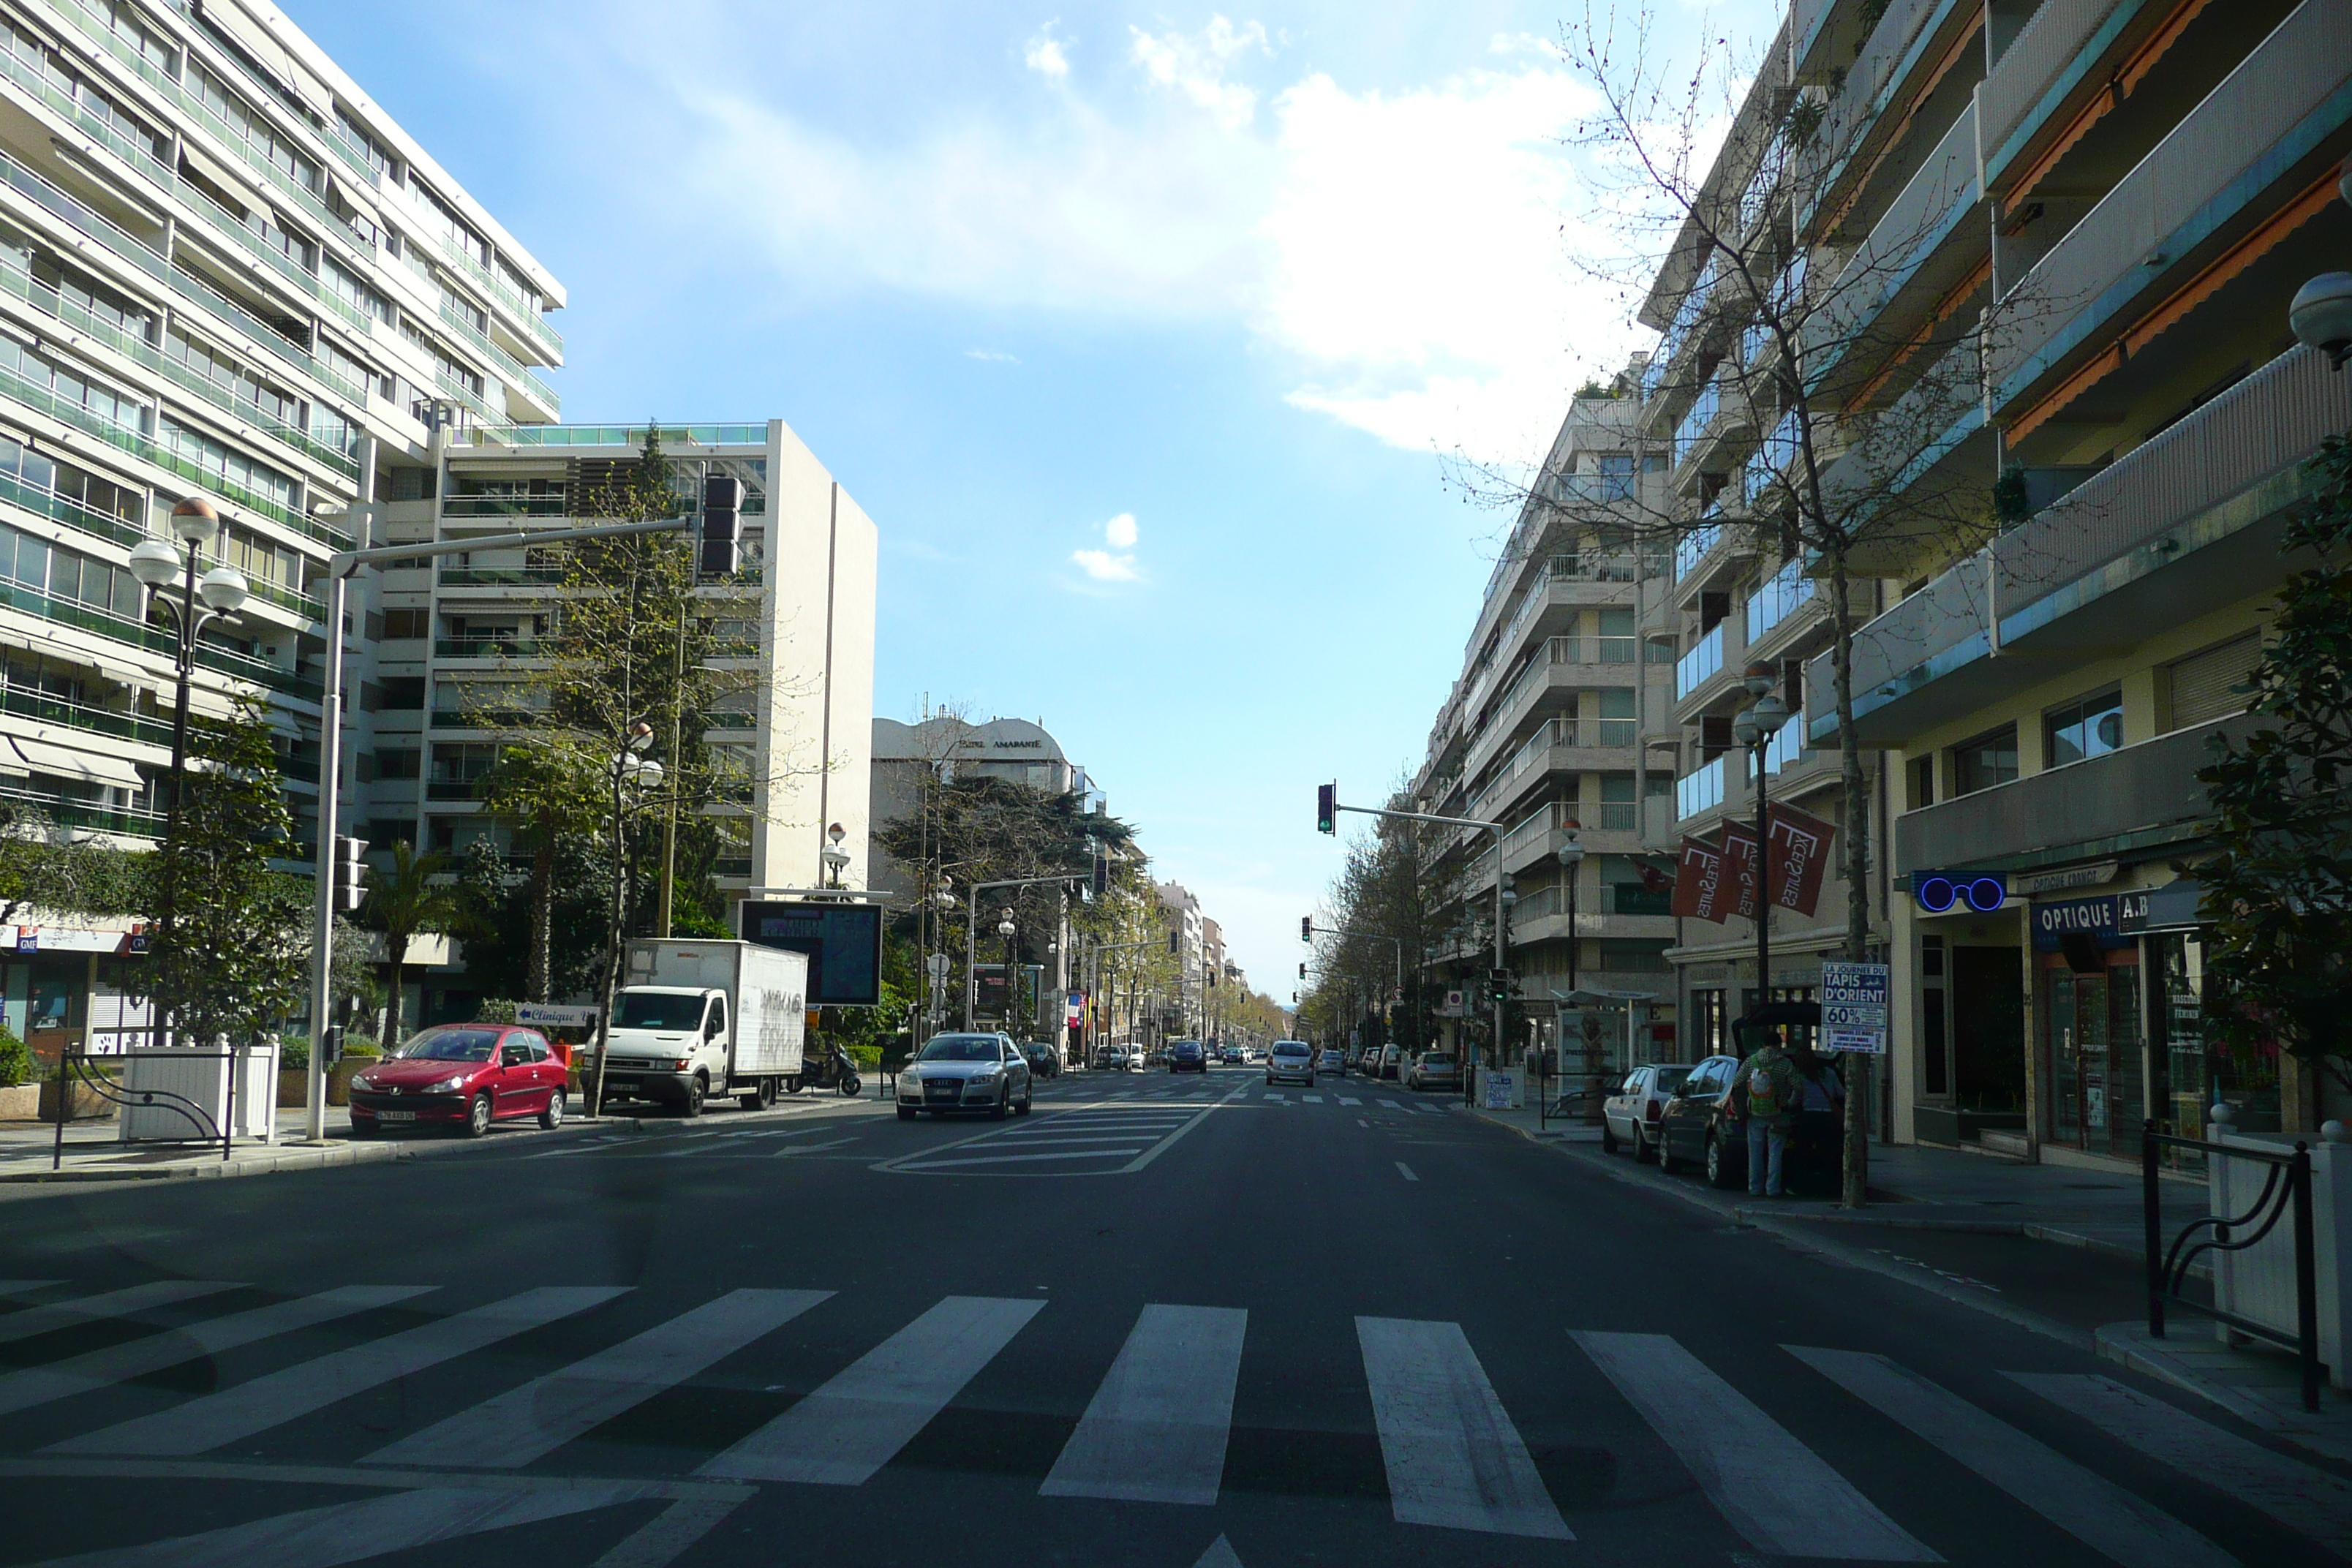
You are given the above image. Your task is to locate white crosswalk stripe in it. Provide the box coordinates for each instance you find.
[1357,1316,1570,1539]
[1041,1305,1246,1506]
[0,1286,434,1417]
[51,1286,629,1457]
[1574,1330,1937,1561]
[1793,1348,2231,1567]
[1339,1097,1361,1106]
[363,1289,833,1469]
[700,1295,1044,1484]
[2008,1371,2352,1558]
[0,1281,241,1346]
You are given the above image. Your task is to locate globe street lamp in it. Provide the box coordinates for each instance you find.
[822,821,850,889]
[1733,662,1793,1007]
[2289,272,2352,366]
[127,496,248,1045]
[998,908,1019,1037]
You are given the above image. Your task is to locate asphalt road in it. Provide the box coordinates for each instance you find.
[0,1062,2345,1567]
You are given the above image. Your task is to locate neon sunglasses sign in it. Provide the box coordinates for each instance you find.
[1914,872,2007,914]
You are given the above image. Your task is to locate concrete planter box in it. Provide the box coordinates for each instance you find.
[2211,1131,2352,1389]
[0,1082,39,1120]
[37,1079,116,1120]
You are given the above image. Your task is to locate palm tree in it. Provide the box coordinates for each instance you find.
[364,844,464,1049]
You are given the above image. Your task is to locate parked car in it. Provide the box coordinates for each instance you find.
[1265,1039,1316,1087]
[1600,1063,1693,1161]
[1405,1050,1459,1092]
[1653,1052,1842,1189]
[896,1031,1033,1120]
[1370,1044,1403,1080]
[1169,1039,1207,1073]
[349,1025,568,1138]
[1317,1047,1345,1076]
[1018,1042,1060,1079]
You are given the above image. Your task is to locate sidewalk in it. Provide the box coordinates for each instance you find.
[0,1107,397,1188]
[1460,1098,2352,1460]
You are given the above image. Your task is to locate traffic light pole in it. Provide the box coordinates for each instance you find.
[304,516,691,1142]
[1318,788,1505,1107]
[963,873,1089,1030]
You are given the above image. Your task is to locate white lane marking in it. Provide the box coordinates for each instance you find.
[0,1281,61,1297]
[1262,1093,1284,1102]
[1572,1331,1937,1561]
[1121,1084,1252,1175]
[2008,1371,2352,1558]
[1356,1317,1569,1539]
[1396,1163,1419,1183]
[0,1286,435,1417]
[18,1482,659,1568]
[979,1134,1163,1147]
[1358,1119,1371,1128]
[0,1281,241,1346]
[894,1148,1147,1169]
[364,1289,833,1469]
[1379,1100,1405,1111]
[1794,1349,2231,1568]
[592,1496,747,1568]
[701,1296,1045,1484]
[1338,1098,1361,1107]
[1191,1535,1245,1568]
[1041,1305,1246,1506]
[53,1286,630,1457]
[1302,1095,1323,1104]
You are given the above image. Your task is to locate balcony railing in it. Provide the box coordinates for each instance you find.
[0,579,317,698]
[0,683,172,748]
[1980,0,2131,184]
[434,638,543,659]
[1675,623,1724,701]
[0,783,162,839]
[1745,557,1816,645]
[469,423,770,448]
[1675,523,1721,584]
[442,496,569,518]
[1673,380,1720,467]
[1609,883,1674,916]
[439,566,567,587]
[1676,755,1726,820]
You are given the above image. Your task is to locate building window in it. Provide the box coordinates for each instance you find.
[1950,724,2018,796]
[1907,754,1934,811]
[382,608,429,639]
[2044,687,2122,769]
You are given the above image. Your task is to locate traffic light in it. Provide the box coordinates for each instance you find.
[1487,967,1515,1005]
[332,836,369,913]
[1316,783,1335,835]
[1091,851,1109,901]
[1298,962,1307,979]
[1300,916,1313,942]
[701,475,742,575]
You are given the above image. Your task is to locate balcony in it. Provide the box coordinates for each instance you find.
[1987,1,2352,410]
[1744,558,1815,647]
[1893,714,2261,875]
[1814,344,2352,748]
[439,566,568,588]
[1467,715,1642,821]
[469,424,772,449]
[1674,624,1722,701]
[1676,755,1726,822]
[1981,0,2138,188]
[443,496,569,519]
[1674,523,1722,584]
[434,638,543,660]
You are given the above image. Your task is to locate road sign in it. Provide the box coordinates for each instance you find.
[516,1003,597,1028]
[1820,962,1888,1052]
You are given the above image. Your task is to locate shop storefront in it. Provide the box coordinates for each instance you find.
[2124,879,2277,1140]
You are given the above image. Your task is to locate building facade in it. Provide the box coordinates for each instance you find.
[0,0,562,1052]
[867,714,1099,900]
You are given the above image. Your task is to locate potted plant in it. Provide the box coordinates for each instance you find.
[0,1025,34,1120]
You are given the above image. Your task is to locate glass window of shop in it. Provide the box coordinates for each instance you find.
[1688,988,1726,1060]
[2145,929,2277,1141]
[2033,896,2141,1159]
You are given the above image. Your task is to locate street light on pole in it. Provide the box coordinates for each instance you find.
[128,496,249,1047]
[1733,662,1793,1012]
[822,821,850,889]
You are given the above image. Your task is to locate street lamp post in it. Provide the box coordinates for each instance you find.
[587,723,663,1116]
[997,908,1019,1039]
[127,497,249,1049]
[1732,663,1793,1011]
[822,821,850,889]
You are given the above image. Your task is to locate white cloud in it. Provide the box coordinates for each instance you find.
[1024,24,1071,81]
[653,15,1635,468]
[1129,16,1270,131]
[1071,549,1140,581]
[965,347,1020,362]
[1102,510,1138,548]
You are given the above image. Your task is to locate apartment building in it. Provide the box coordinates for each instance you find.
[1409,383,1681,1073]
[867,713,1098,898]
[0,0,561,1052]
[1634,0,2349,1156]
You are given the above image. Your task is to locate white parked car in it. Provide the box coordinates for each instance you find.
[1601,1063,1693,1161]
[895,1032,1033,1121]
[1266,1039,1316,1087]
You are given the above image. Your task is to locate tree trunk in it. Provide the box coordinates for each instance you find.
[527,823,554,1004]
[1831,549,1873,1208]
[382,932,410,1052]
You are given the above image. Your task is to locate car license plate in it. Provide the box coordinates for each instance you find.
[377,1109,417,1122]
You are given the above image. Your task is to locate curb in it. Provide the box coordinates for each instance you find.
[2092,1323,2352,1462]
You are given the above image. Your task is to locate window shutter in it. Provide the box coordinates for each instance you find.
[2168,633,2261,729]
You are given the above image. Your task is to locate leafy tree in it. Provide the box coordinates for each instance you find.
[0,807,148,927]
[362,843,466,1049]
[2197,435,2352,1126]
[148,696,308,1049]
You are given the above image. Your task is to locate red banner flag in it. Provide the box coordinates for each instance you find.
[1673,837,1728,922]
[1719,819,1760,921]
[1765,802,1838,916]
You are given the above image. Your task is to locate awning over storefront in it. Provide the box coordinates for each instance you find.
[7,736,145,790]
[2120,879,2206,935]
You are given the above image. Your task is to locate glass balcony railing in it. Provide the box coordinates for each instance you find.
[1676,755,1725,820]
[438,566,568,587]
[1673,380,1720,467]
[0,783,163,839]
[0,682,173,748]
[1675,522,1721,583]
[433,638,543,659]
[1764,709,1808,776]
[1745,557,1816,645]
[442,496,568,518]
[1675,623,1723,700]
[472,423,770,448]
[0,578,319,698]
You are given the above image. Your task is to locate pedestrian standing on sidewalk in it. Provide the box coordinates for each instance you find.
[1733,1028,1805,1197]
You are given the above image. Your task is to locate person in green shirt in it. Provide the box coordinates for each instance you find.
[1734,1028,1806,1196]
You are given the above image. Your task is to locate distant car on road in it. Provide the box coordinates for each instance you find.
[896,1031,1033,1121]
[1169,1039,1207,1073]
[1601,1063,1691,1161]
[1317,1048,1344,1076]
[1368,1044,1403,1080]
[1405,1050,1459,1092]
[1017,1041,1060,1079]
[1266,1039,1316,1088]
[1126,1047,1147,1071]
[1220,1046,1245,1065]
[349,1024,568,1138]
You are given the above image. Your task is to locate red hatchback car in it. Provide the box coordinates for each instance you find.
[348,1024,570,1138]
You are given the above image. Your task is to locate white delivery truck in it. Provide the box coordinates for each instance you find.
[590,940,807,1115]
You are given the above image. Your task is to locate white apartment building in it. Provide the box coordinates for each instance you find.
[867,714,1102,899]
[358,421,878,912]
[0,0,561,1052]
[1409,381,1681,1071]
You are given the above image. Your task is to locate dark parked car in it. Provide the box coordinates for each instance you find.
[349,1025,569,1138]
[1654,1051,1843,1190]
[1019,1041,1061,1078]
[1169,1039,1207,1073]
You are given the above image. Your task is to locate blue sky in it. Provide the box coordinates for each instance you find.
[290,0,1768,996]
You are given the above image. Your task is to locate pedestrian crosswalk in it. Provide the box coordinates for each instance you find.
[2,1278,2337,1563]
